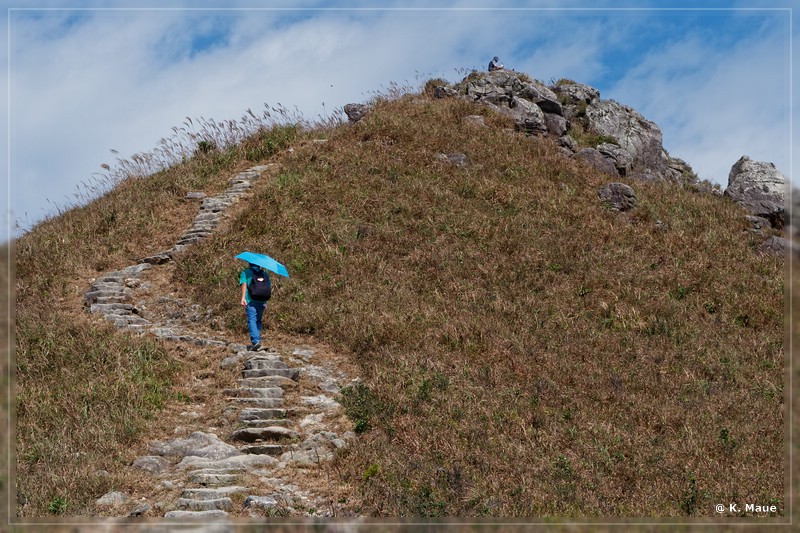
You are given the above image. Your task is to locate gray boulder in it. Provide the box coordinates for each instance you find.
[463,115,486,127]
[584,99,670,179]
[510,97,548,134]
[435,153,469,167]
[597,143,634,176]
[665,157,714,191]
[599,183,638,212]
[96,491,128,506]
[132,455,172,475]
[550,80,600,105]
[344,103,370,123]
[724,156,787,229]
[574,148,618,176]
[628,170,667,184]
[545,113,568,137]
[458,70,563,124]
[558,135,578,152]
[433,85,458,99]
[759,235,787,256]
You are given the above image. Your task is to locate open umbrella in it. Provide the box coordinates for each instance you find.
[236,251,290,278]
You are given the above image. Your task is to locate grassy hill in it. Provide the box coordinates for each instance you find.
[13,84,785,518]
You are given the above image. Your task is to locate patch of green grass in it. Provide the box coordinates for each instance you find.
[339,382,387,434]
[47,496,68,515]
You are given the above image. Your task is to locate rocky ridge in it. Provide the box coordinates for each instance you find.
[346,69,792,256]
[445,70,792,253]
[84,164,360,522]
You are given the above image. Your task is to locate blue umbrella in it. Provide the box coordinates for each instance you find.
[236,251,290,278]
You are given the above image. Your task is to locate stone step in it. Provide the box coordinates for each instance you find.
[186,225,217,234]
[177,236,205,245]
[194,213,220,223]
[176,497,233,512]
[104,315,151,326]
[201,202,234,212]
[229,397,283,408]
[238,419,292,428]
[243,358,288,371]
[181,230,213,240]
[181,454,278,471]
[231,426,299,443]
[85,287,129,296]
[188,337,228,348]
[90,296,131,305]
[238,376,297,389]
[85,291,131,305]
[238,408,287,421]
[89,303,136,313]
[242,368,300,380]
[240,444,285,456]
[164,509,228,519]
[184,225,215,233]
[188,472,239,486]
[117,263,152,276]
[89,281,129,290]
[223,387,283,399]
[181,487,247,500]
[96,273,129,282]
[138,253,172,265]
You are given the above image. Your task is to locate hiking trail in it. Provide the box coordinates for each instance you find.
[83,164,361,522]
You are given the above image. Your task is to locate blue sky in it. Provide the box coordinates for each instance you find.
[2,1,796,241]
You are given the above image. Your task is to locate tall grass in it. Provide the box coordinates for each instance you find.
[16,103,328,236]
[179,94,785,516]
[1,243,11,523]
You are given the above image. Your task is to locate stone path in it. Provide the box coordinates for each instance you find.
[84,165,358,522]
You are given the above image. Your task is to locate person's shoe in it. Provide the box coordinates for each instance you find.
[250,342,262,351]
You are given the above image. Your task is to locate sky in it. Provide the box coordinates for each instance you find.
[2,1,797,241]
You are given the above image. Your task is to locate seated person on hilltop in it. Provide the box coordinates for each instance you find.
[488,56,504,71]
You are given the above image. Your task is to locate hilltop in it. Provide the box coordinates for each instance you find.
[11,69,786,519]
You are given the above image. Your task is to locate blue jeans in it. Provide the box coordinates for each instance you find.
[245,300,267,345]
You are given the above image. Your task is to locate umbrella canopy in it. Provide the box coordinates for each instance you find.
[236,251,290,278]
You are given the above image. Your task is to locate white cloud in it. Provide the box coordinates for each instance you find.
[4,3,797,238]
[606,23,791,185]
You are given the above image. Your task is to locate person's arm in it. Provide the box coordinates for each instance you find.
[241,282,248,307]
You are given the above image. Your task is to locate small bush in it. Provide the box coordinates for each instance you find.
[339,382,385,434]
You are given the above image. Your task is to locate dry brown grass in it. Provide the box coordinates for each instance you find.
[1,243,11,524]
[179,94,785,517]
[13,86,787,520]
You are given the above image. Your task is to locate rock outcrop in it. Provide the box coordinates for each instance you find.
[581,98,670,181]
[454,70,562,137]
[724,155,787,230]
[433,71,699,187]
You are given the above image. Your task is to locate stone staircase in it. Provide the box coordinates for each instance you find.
[84,164,357,520]
[153,345,351,519]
